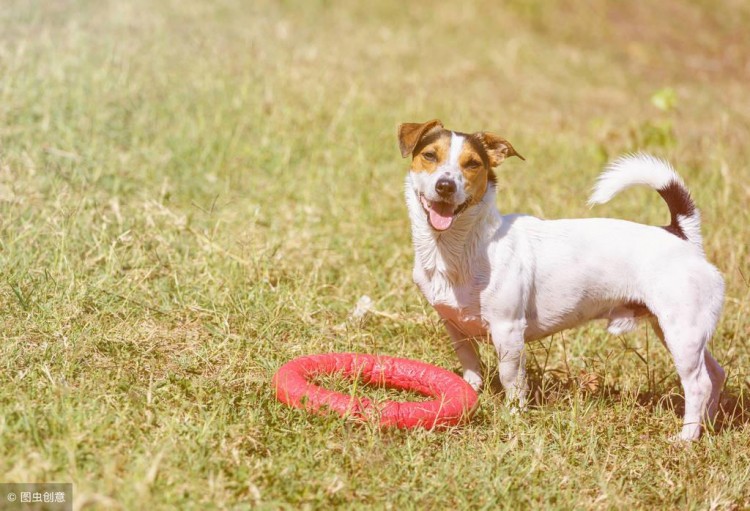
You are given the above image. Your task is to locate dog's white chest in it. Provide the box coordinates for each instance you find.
[415,268,489,338]
[434,303,488,338]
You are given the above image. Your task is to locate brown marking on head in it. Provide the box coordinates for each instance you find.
[475,132,525,166]
[399,121,524,208]
[459,134,494,204]
[405,130,451,175]
[398,119,444,158]
[461,132,524,204]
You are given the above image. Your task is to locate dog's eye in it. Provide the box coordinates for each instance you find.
[422,151,437,162]
[464,160,481,170]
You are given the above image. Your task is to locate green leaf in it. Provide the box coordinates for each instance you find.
[651,87,678,112]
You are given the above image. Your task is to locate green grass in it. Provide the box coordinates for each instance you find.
[1,0,750,508]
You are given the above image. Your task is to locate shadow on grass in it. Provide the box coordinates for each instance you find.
[486,368,750,433]
[630,389,750,433]
[714,393,750,433]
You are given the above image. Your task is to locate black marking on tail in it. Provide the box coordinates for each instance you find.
[657,180,696,241]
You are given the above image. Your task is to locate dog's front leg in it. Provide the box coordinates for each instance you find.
[444,321,483,391]
[491,322,528,408]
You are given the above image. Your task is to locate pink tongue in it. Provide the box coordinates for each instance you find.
[428,202,455,231]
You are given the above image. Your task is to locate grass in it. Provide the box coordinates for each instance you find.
[1,0,750,508]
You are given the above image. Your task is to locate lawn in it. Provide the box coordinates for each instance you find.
[1,0,749,509]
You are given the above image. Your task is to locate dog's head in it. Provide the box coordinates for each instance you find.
[398,119,523,231]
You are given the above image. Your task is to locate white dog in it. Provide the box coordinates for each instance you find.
[398,119,725,440]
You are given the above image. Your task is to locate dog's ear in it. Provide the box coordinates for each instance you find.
[476,132,525,166]
[398,119,443,158]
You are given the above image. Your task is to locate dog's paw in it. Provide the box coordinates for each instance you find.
[463,371,483,392]
[505,396,528,415]
[668,426,701,443]
[667,435,695,445]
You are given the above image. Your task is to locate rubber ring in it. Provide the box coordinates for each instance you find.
[272,353,478,429]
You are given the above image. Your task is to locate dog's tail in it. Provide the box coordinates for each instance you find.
[588,153,702,248]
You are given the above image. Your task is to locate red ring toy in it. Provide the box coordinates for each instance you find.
[272,353,478,429]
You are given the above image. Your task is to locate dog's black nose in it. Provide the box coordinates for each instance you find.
[435,178,457,198]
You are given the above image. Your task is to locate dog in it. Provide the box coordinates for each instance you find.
[398,119,725,440]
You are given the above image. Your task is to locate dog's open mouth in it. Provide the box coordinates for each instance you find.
[419,193,469,231]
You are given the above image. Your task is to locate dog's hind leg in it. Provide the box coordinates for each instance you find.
[445,321,483,391]
[650,317,725,440]
[662,326,712,441]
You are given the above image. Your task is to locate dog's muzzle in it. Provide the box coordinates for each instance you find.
[418,192,469,231]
